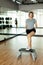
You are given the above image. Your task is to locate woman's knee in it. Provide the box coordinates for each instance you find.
[30,31,35,36]
[27,34,31,38]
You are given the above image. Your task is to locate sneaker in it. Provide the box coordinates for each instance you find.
[26,47,31,50]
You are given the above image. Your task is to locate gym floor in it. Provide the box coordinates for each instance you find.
[0,28,43,65]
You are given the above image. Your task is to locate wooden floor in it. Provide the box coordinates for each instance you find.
[0,40,43,65]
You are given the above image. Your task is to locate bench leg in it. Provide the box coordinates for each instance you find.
[31,51,37,61]
[17,51,22,60]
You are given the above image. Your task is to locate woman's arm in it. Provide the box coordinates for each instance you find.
[35,22,37,28]
[25,23,27,29]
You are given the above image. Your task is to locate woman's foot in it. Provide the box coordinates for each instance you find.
[26,47,31,50]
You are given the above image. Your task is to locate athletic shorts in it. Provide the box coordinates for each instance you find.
[26,28,36,34]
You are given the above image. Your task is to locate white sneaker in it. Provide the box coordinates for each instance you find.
[26,47,31,50]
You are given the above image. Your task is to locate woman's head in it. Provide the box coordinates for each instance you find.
[28,11,34,18]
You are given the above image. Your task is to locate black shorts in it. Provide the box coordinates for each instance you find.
[26,28,36,34]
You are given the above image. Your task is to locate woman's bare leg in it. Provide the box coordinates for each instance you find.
[27,31,35,49]
[27,34,31,48]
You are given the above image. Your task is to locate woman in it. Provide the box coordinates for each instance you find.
[26,11,37,50]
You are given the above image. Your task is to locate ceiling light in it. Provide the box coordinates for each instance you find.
[31,0,37,3]
[16,1,21,4]
[12,0,15,2]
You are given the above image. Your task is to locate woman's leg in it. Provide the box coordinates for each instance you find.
[27,34,31,48]
[27,31,35,49]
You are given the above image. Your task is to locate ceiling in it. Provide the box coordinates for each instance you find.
[12,0,43,4]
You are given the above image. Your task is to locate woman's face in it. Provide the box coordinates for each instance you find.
[29,13,34,18]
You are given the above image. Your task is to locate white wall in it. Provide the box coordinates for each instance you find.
[19,4,43,11]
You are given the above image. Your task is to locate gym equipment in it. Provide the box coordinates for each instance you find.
[18,48,37,61]
[0,27,43,61]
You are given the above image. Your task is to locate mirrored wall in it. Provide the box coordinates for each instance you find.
[0,9,43,28]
